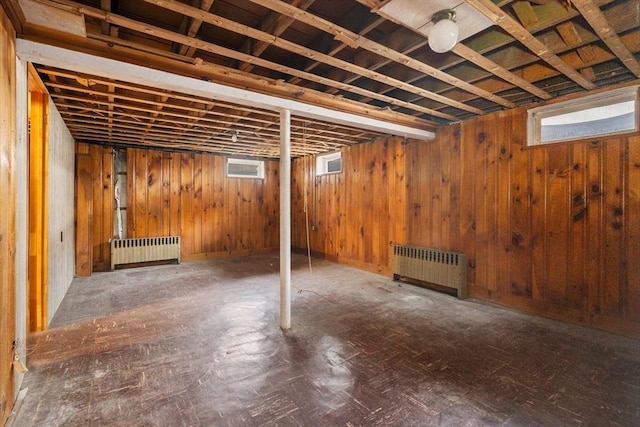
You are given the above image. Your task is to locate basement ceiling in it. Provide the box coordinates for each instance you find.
[4,0,640,158]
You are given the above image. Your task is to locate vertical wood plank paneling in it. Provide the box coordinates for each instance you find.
[496,114,512,298]
[147,151,163,237]
[180,153,195,255]
[200,154,212,253]
[134,149,149,238]
[75,150,93,277]
[389,137,407,246]
[337,153,348,258]
[193,154,203,254]
[331,161,342,257]
[28,91,47,332]
[377,140,390,269]
[439,130,451,251]
[530,146,545,300]
[485,114,499,293]
[568,144,587,310]
[290,105,640,338]
[169,153,181,238]
[211,156,224,251]
[406,142,421,243]
[602,139,624,316]
[82,147,279,269]
[239,177,251,249]
[344,148,355,259]
[430,133,443,247]
[161,152,172,237]
[86,145,112,271]
[0,8,16,422]
[225,174,237,251]
[445,124,463,252]
[126,147,136,238]
[474,116,489,292]
[545,145,571,306]
[459,119,477,289]
[586,140,604,315]
[627,136,640,322]
[362,142,373,264]
[268,161,279,248]
[511,115,533,299]
[101,149,113,266]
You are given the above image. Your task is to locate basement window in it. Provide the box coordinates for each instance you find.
[316,152,342,175]
[527,86,639,146]
[227,158,264,179]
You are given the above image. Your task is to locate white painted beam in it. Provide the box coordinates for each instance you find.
[279,109,292,330]
[16,39,435,140]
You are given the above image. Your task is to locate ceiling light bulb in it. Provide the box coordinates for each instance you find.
[429,10,459,54]
[231,131,238,143]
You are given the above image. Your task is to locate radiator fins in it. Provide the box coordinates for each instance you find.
[392,245,467,299]
[111,236,181,270]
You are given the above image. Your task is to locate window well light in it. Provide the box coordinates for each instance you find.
[429,9,459,53]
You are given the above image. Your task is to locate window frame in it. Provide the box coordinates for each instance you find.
[226,158,265,179]
[527,86,640,147]
[316,151,342,176]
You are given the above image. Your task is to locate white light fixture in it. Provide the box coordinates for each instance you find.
[428,9,459,53]
[231,131,238,143]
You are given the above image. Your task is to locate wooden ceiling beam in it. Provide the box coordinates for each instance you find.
[465,0,596,90]
[239,0,315,73]
[570,0,640,78]
[52,94,389,144]
[58,107,371,149]
[177,0,215,57]
[37,67,279,117]
[138,0,475,116]
[44,0,453,120]
[243,0,513,108]
[99,0,111,35]
[66,118,367,148]
[452,43,552,100]
[23,2,436,129]
[52,94,368,141]
[427,11,639,109]
[512,1,538,29]
[299,16,386,79]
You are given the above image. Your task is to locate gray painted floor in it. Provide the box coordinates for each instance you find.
[9,253,640,426]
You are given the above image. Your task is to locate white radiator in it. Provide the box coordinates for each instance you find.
[392,245,467,299]
[111,236,181,270]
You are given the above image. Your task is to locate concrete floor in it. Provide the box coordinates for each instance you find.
[9,253,640,426]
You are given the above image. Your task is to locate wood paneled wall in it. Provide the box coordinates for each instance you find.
[292,139,407,273]
[0,5,16,424]
[78,144,280,271]
[46,99,75,324]
[292,107,640,338]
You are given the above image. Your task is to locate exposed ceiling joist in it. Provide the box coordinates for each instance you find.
[242,0,514,108]
[142,0,488,115]
[17,39,435,140]
[4,0,637,158]
[464,0,596,90]
[570,0,640,78]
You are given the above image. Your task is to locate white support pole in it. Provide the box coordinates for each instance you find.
[279,109,292,330]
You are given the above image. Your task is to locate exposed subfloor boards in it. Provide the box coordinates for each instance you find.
[10,254,640,426]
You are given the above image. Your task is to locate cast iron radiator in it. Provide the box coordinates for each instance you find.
[392,244,467,299]
[110,236,181,270]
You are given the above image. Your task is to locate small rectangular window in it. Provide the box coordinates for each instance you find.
[227,158,264,179]
[527,86,639,146]
[316,152,342,176]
